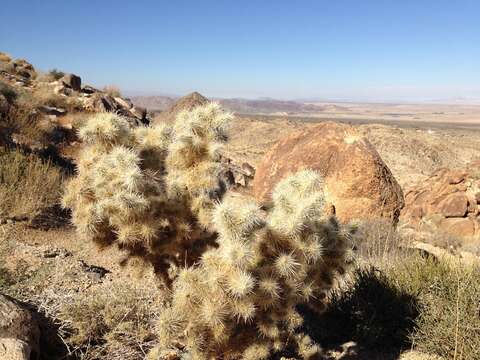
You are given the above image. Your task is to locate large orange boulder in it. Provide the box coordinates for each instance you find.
[252,122,404,223]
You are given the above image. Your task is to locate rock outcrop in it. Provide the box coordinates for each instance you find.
[402,163,480,237]
[0,294,40,360]
[252,122,404,224]
[61,73,81,91]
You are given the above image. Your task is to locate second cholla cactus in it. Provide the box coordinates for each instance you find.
[62,104,232,283]
[154,170,353,359]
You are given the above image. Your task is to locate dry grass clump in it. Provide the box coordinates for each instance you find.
[63,104,232,284]
[103,85,122,98]
[0,52,12,62]
[154,171,354,359]
[353,219,411,265]
[32,278,162,360]
[52,281,162,360]
[0,147,63,218]
[28,83,82,111]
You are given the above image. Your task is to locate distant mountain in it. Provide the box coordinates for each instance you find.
[131,94,326,114]
[130,95,176,111]
[153,92,209,124]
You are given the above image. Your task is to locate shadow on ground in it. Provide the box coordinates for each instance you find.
[300,267,419,360]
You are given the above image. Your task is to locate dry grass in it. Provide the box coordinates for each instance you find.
[0,79,17,103]
[43,280,163,360]
[0,52,12,62]
[0,147,63,218]
[102,85,122,98]
[28,84,82,111]
[353,219,413,265]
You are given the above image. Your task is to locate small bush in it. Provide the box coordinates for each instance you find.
[48,68,65,81]
[354,219,410,265]
[103,85,122,98]
[0,147,63,218]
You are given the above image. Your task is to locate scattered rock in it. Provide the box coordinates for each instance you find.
[37,105,67,116]
[241,162,255,177]
[42,247,72,259]
[61,73,81,91]
[0,294,40,360]
[252,122,404,224]
[78,260,111,280]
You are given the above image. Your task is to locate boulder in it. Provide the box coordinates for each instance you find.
[130,105,147,120]
[114,97,133,110]
[81,85,98,94]
[61,73,81,91]
[0,294,40,360]
[252,122,404,224]
[438,193,468,217]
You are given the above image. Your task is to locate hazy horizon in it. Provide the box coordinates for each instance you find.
[1,0,479,103]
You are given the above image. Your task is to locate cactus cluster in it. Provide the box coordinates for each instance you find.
[64,103,353,358]
[63,104,232,283]
[154,170,353,359]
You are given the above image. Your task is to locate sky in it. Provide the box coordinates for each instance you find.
[1,0,479,102]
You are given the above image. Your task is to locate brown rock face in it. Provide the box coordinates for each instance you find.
[402,165,480,238]
[438,193,468,217]
[154,92,209,124]
[252,122,404,224]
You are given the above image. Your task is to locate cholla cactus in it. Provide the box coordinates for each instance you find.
[63,104,232,283]
[154,170,353,359]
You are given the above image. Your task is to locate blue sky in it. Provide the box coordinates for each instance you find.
[1,0,479,102]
